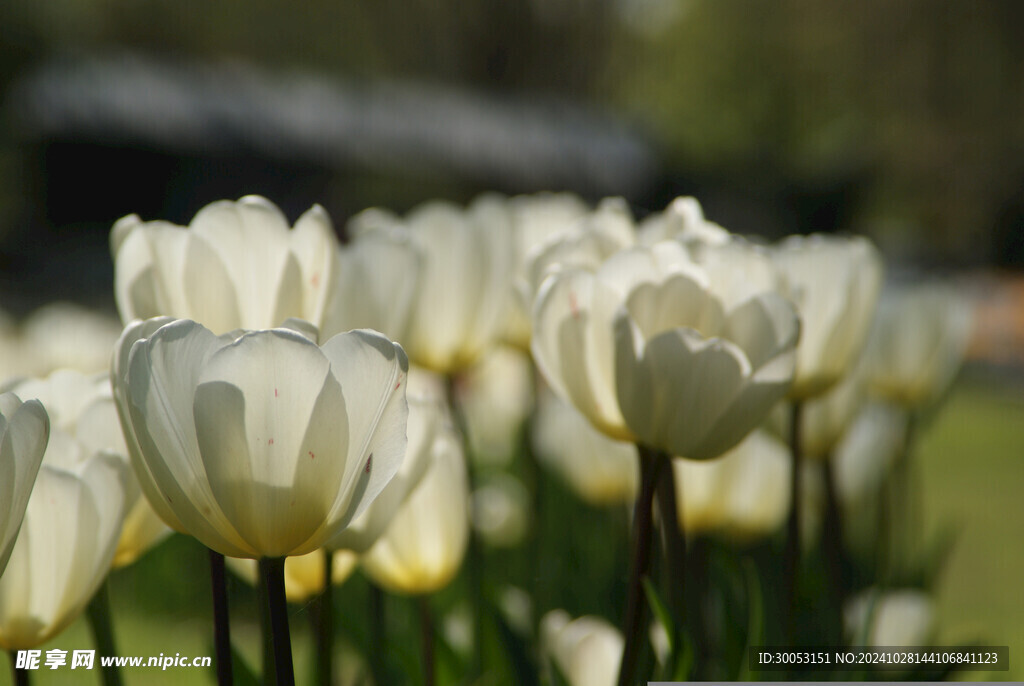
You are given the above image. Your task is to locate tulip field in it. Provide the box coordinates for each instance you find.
[0,193,1020,686]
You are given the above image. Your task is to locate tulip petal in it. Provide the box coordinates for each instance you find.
[126,319,250,557]
[193,328,348,557]
[320,330,409,532]
[291,204,339,328]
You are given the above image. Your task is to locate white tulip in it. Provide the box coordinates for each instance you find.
[112,196,339,333]
[541,610,623,686]
[531,387,639,505]
[773,235,883,399]
[0,454,129,649]
[864,284,974,408]
[361,423,469,595]
[348,195,515,374]
[0,393,49,576]
[112,318,408,559]
[7,370,170,568]
[845,588,935,646]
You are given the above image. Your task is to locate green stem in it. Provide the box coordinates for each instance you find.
[259,557,295,686]
[784,401,803,645]
[648,447,689,674]
[444,374,484,681]
[86,578,123,686]
[313,552,334,686]
[419,596,435,686]
[208,550,235,686]
[822,455,848,637]
[9,651,30,686]
[616,452,661,686]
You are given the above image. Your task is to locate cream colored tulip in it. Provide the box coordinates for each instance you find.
[112,318,408,559]
[455,345,535,466]
[541,610,623,686]
[772,235,883,398]
[0,454,129,649]
[673,430,791,540]
[503,192,591,348]
[532,387,639,505]
[226,549,358,604]
[844,588,934,646]
[348,195,515,373]
[320,223,422,343]
[833,401,908,507]
[112,196,339,333]
[7,370,171,567]
[864,284,974,408]
[471,474,530,548]
[20,303,123,375]
[0,393,49,576]
[361,424,468,595]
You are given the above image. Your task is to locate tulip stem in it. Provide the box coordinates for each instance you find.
[822,456,848,634]
[647,446,691,673]
[8,651,30,686]
[444,374,484,680]
[87,578,123,686]
[259,557,295,686]
[312,553,334,686]
[207,550,234,686]
[784,401,803,646]
[616,451,661,686]
[419,596,435,686]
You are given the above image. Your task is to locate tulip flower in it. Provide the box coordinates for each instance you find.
[111,196,339,333]
[0,454,129,649]
[7,370,170,567]
[636,196,731,248]
[0,393,48,577]
[864,284,974,409]
[347,195,515,374]
[361,423,469,595]
[672,430,791,540]
[539,243,799,458]
[844,588,935,646]
[772,235,883,399]
[541,610,623,686]
[471,474,531,548]
[532,387,639,505]
[226,549,358,604]
[112,318,409,559]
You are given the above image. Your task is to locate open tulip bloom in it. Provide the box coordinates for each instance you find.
[112,317,409,560]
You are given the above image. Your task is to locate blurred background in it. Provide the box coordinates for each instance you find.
[0,0,1022,682]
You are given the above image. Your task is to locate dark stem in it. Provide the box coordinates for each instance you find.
[313,552,334,686]
[259,557,295,686]
[208,550,234,686]
[648,447,690,673]
[784,401,803,645]
[9,651,30,686]
[256,558,275,686]
[86,578,123,686]
[616,452,661,686]
[821,456,848,638]
[419,596,436,686]
[368,584,386,686]
[444,374,484,681]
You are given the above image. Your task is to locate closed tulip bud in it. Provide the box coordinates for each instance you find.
[0,454,129,649]
[864,284,974,409]
[541,610,623,686]
[672,430,791,540]
[361,424,469,595]
[844,588,934,646]
[0,393,49,576]
[112,196,339,333]
[226,549,358,604]
[7,370,170,567]
[532,387,639,505]
[773,235,883,399]
[349,195,515,374]
[112,318,409,559]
